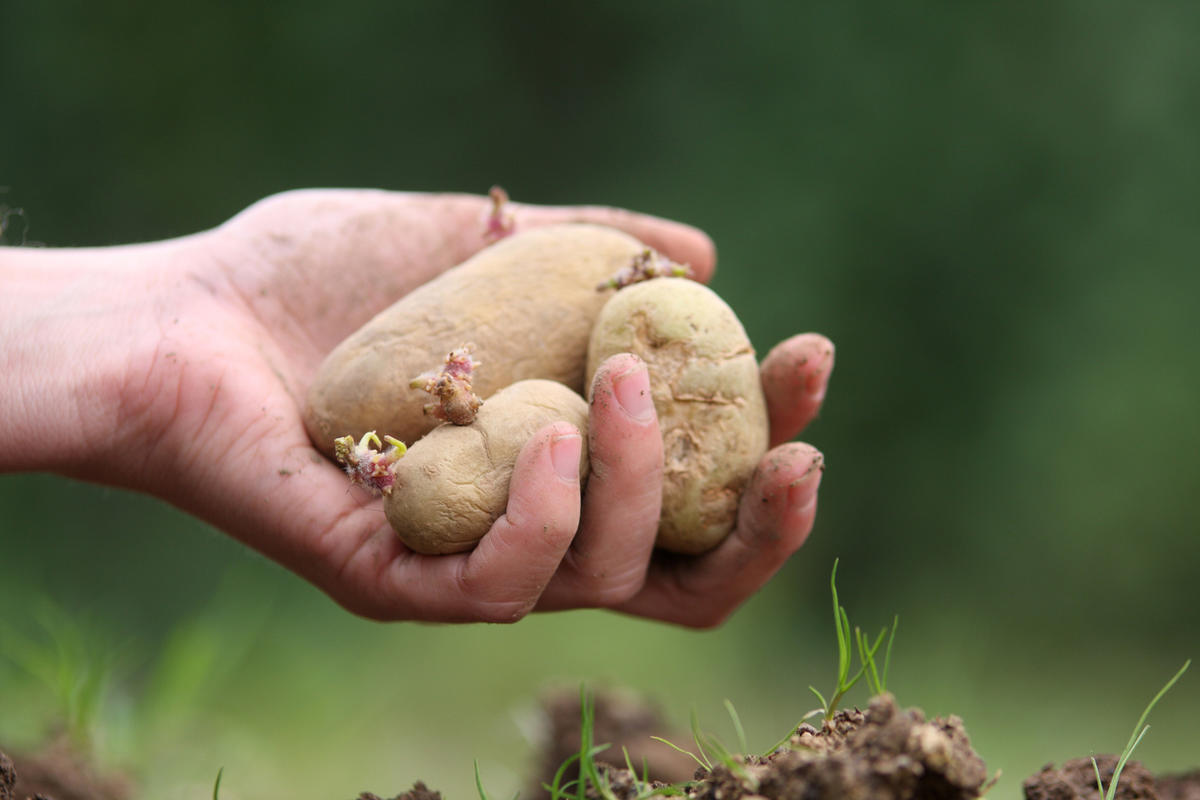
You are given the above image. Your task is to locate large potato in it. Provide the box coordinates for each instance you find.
[384,380,589,555]
[586,278,768,554]
[304,224,647,455]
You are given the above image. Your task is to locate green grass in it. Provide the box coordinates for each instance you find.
[857,616,899,697]
[1091,659,1190,800]
[806,559,900,723]
[0,600,115,752]
[526,686,689,800]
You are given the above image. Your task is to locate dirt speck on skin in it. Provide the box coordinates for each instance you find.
[1023,758,1200,800]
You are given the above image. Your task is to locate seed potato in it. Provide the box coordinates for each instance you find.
[586,277,768,554]
[304,224,649,455]
[384,379,589,555]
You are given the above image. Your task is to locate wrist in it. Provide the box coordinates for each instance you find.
[0,238,202,480]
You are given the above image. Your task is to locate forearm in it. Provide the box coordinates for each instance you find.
[0,240,191,478]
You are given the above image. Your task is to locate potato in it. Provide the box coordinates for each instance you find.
[304,224,648,455]
[384,379,589,555]
[586,277,768,554]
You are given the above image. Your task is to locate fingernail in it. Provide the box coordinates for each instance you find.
[551,432,582,482]
[613,362,655,422]
[787,452,825,507]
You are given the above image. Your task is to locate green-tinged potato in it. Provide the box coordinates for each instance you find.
[384,380,589,555]
[586,278,768,554]
[304,224,648,455]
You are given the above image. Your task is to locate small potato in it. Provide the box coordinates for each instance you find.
[586,278,768,554]
[384,380,589,555]
[304,224,648,455]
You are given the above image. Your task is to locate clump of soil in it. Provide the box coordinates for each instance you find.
[2,750,17,800]
[0,738,132,800]
[1023,757,1200,800]
[687,693,989,800]
[556,693,987,800]
[354,782,443,800]
[1160,771,1200,800]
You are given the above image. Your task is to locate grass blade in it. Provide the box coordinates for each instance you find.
[1100,659,1190,800]
[690,708,713,770]
[546,751,582,800]
[830,559,849,684]
[1120,660,1189,758]
[621,746,645,791]
[1107,725,1151,800]
[212,767,224,800]
[807,685,828,713]
[723,699,748,755]
[837,606,852,684]
[651,736,709,771]
[474,760,491,800]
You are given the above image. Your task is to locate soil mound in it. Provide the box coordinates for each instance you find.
[1024,757,1200,800]
[355,781,442,800]
[571,693,987,800]
[0,739,132,800]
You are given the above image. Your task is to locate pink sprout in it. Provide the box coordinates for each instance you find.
[484,185,515,242]
[597,248,692,291]
[410,344,484,425]
[333,431,407,495]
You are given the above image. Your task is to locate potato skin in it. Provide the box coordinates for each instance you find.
[384,380,589,555]
[304,224,647,456]
[586,278,768,554]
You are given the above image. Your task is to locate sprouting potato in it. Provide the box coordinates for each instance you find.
[586,277,768,554]
[304,224,649,456]
[381,380,589,554]
[312,220,767,557]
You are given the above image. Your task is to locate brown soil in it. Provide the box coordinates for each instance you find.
[354,782,443,800]
[0,738,132,800]
[5,691,1198,800]
[531,693,990,800]
[2,750,16,800]
[685,693,989,800]
[1024,757,1200,800]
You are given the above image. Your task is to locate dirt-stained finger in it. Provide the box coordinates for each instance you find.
[761,334,835,447]
[365,422,581,623]
[615,442,824,628]
[537,354,662,610]
[455,422,582,621]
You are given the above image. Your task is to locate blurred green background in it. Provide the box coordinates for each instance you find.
[2,3,1198,798]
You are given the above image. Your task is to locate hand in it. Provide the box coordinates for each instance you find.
[0,189,831,626]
